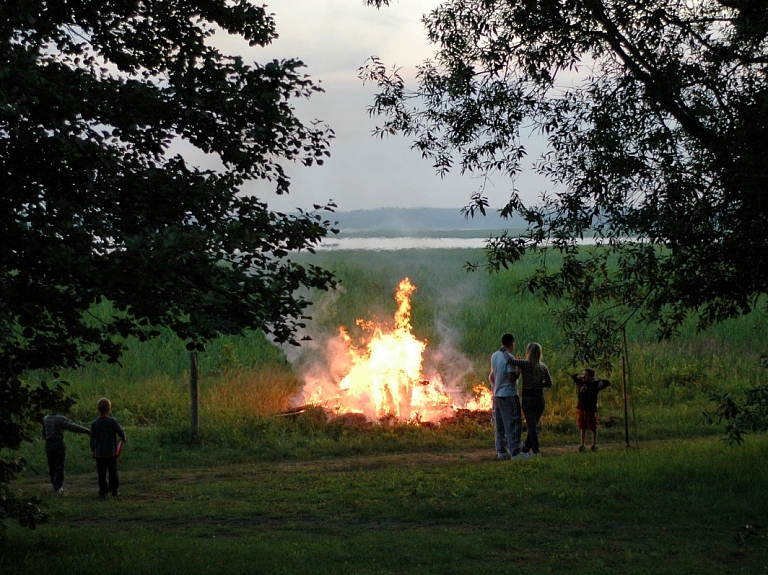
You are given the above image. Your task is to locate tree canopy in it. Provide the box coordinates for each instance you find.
[362,0,768,366]
[1,0,336,534]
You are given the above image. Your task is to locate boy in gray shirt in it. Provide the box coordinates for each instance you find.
[42,411,91,494]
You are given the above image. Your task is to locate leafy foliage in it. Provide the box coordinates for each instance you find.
[0,377,73,538]
[361,0,768,369]
[707,354,768,445]
[707,385,768,446]
[1,0,338,534]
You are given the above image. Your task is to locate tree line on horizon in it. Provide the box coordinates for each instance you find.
[330,207,526,231]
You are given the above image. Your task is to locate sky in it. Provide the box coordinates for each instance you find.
[203,0,547,215]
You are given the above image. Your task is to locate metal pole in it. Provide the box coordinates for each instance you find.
[190,351,199,437]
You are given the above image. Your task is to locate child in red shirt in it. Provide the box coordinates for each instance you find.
[571,368,610,452]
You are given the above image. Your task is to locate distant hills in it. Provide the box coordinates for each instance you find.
[329,207,525,233]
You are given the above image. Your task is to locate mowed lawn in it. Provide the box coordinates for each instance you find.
[3,436,767,575]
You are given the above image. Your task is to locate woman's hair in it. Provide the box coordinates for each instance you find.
[525,342,542,364]
[97,397,112,415]
[525,343,543,384]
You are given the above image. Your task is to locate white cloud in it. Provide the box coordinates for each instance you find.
[201,1,549,215]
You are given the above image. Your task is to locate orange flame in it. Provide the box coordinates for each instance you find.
[299,278,493,422]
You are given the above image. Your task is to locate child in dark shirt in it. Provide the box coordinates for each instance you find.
[571,368,610,452]
[90,398,127,499]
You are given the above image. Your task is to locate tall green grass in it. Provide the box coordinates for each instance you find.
[19,247,767,452]
[6,246,767,575]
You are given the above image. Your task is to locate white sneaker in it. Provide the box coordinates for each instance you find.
[510,452,532,461]
[497,452,511,460]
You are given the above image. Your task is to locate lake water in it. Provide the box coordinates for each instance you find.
[318,236,612,250]
[318,237,488,250]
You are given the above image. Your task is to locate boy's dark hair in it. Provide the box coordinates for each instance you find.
[584,368,596,378]
[501,333,515,347]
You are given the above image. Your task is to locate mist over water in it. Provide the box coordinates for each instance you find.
[318,236,606,250]
[319,237,487,250]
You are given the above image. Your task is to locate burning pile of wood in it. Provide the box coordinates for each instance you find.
[275,404,492,428]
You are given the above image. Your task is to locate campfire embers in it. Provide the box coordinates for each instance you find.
[275,404,492,429]
[297,278,492,423]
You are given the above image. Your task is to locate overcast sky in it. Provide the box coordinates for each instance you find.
[204,0,547,215]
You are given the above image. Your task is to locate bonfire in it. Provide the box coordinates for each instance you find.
[297,278,491,423]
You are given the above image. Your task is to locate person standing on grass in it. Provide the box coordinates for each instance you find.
[90,398,127,500]
[42,410,91,495]
[571,368,611,452]
[490,333,527,460]
[502,342,553,456]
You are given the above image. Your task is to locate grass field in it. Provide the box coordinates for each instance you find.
[3,438,767,574]
[3,247,767,573]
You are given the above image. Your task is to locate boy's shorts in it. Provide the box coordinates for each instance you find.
[577,409,598,431]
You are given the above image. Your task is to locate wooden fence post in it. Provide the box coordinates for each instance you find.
[190,351,199,437]
[622,355,630,448]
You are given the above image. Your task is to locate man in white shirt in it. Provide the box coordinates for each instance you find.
[490,334,528,460]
